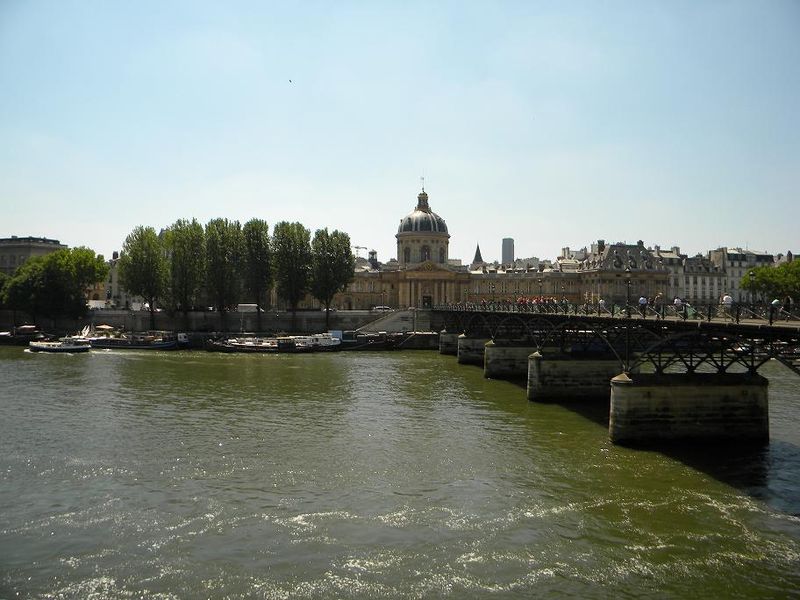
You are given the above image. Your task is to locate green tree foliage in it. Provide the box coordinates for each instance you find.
[118,226,168,329]
[242,218,272,330]
[205,218,243,322]
[740,261,800,301]
[2,248,107,321]
[310,228,355,329]
[67,247,109,293]
[272,221,311,323]
[165,218,206,315]
[3,257,46,320]
[0,272,9,309]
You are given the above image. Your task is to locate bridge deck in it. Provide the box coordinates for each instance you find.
[432,305,800,376]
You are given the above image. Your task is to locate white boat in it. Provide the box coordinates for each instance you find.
[207,333,341,353]
[29,339,91,353]
[308,333,342,351]
[207,337,279,353]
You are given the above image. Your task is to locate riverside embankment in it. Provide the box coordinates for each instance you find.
[0,307,377,335]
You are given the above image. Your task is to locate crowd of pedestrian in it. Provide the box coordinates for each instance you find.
[442,293,795,322]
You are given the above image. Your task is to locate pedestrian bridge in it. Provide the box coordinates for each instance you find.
[431,303,800,376]
[430,304,800,445]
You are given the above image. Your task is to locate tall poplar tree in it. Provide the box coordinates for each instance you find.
[242,218,272,331]
[118,226,167,330]
[165,218,206,322]
[310,228,355,330]
[205,218,243,329]
[272,221,311,330]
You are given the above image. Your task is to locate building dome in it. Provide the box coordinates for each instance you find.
[397,190,448,234]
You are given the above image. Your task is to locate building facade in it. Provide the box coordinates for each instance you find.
[337,192,671,310]
[0,236,67,275]
[709,247,774,302]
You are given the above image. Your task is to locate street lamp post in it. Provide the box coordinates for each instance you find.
[625,267,632,319]
[538,278,543,298]
[624,267,632,372]
[748,271,755,305]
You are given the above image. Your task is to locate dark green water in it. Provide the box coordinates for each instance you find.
[1,347,799,598]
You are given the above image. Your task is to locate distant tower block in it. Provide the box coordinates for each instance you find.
[502,238,514,265]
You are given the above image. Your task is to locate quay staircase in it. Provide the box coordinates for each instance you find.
[357,309,432,333]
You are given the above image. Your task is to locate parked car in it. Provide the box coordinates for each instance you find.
[371,306,393,312]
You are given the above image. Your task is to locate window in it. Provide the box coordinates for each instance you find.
[439,247,445,263]
[421,246,431,261]
[403,247,411,263]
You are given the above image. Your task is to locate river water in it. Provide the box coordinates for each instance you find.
[1,347,799,598]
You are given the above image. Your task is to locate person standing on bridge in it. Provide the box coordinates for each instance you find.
[782,295,793,320]
[722,292,734,322]
[638,295,648,318]
[674,296,685,319]
[771,297,781,322]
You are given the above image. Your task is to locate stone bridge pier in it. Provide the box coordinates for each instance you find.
[432,307,797,446]
[439,331,459,355]
[457,334,491,366]
[526,351,623,402]
[483,341,537,380]
[609,372,769,444]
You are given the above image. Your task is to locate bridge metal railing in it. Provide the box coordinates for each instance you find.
[435,301,798,326]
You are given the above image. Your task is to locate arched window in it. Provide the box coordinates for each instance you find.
[421,246,431,262]
[403,247,411,264]
[439,248,445,263]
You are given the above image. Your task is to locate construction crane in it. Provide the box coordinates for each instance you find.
[353,246,367,258]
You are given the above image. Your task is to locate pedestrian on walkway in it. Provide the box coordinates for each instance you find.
[674,296,685,319]
[722,292,733,321]
[771,298,781,321]
[653,293,663,319]
[782,296,793,320]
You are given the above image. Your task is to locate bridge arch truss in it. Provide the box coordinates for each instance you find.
[433,309,800,376]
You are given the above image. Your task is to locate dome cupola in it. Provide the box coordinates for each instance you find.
[397,190,449,234]
[396,186,450,269]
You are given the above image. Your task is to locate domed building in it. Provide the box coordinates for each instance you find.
[337,187,470,310]
[331,186,670,312]
[396,189,450,268]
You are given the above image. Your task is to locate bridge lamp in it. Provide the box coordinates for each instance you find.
[748,271,755,303]
[625,267,632,318]
[538,278,543,297]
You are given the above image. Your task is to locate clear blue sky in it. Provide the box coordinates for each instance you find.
[1,1,798,264]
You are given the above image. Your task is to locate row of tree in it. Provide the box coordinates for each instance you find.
[0,248,109,321]
[0,219,355,330]
[119,218,355,329]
